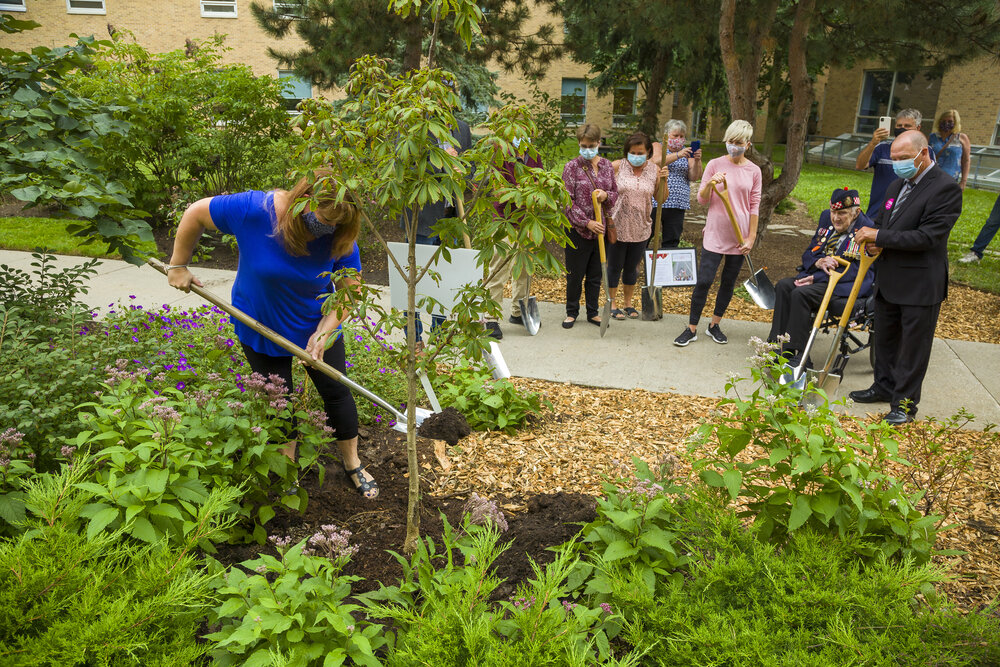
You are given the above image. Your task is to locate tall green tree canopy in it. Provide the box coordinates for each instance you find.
[250,0,563,111]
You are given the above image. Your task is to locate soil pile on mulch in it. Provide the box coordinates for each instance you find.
[418,407,471,445]
[213,426,596,598]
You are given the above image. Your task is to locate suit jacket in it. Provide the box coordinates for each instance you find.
[797,209,875,298]
[873,164,962,306]
[399,119,474,238]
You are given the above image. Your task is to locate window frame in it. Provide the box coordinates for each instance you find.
[65,0,105,15]
[200,0,238,18]
[612,83,638,128]
[272,0,305,18]
[278,70,312,115]
[0,0,27,13]
[560,78,587,126]
[992,107,1000,146]
[854,69,939,135]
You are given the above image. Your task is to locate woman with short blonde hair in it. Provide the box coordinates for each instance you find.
[929,109,970,188]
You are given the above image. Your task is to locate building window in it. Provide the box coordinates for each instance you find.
[855,69,940,135]
[992,108,1000,146]
[273,0,305,18]
[279,71,312,113]
[560,78,586,125]
[66,0,105,14]
[0,1,27,12]
[612,83,637,128]
[201,0,237,18]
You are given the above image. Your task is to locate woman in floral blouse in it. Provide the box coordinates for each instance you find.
[608,132,663,319]
[561,124,619,328]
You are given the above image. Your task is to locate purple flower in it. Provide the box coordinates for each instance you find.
[175,381,186,391]
[600,602,612,614]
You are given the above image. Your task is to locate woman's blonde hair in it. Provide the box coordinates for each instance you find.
[274,169,361,260]
[935,109,962,134]
[723,119,754,144]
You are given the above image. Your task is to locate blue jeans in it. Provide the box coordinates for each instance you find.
[970,195,1000,258]
[405,233,445,342]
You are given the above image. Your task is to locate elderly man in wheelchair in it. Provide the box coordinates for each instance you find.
[767,188,875,368]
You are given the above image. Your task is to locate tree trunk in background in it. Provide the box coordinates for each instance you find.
[639,55,670,137]
[403,15,423,71]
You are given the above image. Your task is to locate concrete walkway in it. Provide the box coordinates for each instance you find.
[3,249,997,426]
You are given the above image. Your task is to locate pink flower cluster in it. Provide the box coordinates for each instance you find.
[302,524,359,560]
[462,492,509,532]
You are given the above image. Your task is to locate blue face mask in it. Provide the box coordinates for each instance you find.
[627,153,647,167]
[579,146,599,160]
[892,153,920,180]
[303,210,335,237]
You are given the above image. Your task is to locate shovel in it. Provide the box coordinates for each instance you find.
[592,190,612,337]
[802,243,881,407]
[777,256,851,390]
[712,183,776,310]
[147,257,431,433]
[642,131,670,320]
[517,274,541,335]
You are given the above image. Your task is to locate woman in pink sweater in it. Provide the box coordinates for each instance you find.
[673,120,761,347]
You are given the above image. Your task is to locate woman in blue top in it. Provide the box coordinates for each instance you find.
[650,119,704,248]
[928,109,970,189]
[167,171,377,499]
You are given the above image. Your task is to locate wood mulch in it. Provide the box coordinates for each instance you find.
[428,377,1000,612]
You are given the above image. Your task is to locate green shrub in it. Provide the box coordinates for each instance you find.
[205,528,384,666]
[689,338,943,564]
[435,362,546,432]
[567,457,691,600]
[343,324,415,427]
[607,498,1000,666]
[0,463,234,666]
[362,515,635,666]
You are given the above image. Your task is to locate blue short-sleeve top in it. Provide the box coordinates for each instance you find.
[208,190,362,357]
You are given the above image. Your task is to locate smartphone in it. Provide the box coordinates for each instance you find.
[690,140,701,152]
[878,116,892,133]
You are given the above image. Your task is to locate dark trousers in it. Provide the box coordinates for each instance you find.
[565,227,601,319]
[650,207,686,248]
[607,239,645,288]
[241,335,359,441]
[688,249,744,326]
[872,293,941,413]
[971,195,1000,257]
[768,278,829,354]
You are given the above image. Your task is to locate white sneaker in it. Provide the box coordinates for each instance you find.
[958,251,981,264]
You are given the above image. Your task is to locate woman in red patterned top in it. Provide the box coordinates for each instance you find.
[608,132,664,319]
[561,124,619,328]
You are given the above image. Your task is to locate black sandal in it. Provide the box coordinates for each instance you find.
[587,316,602,326]
[624,307,639,319]
[562,317,576,329]
[611,308,626,321]
[345,465,379,499]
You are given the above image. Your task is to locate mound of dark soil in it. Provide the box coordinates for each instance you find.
[417,407,471,445]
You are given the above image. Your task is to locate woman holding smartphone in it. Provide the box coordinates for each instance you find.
[650,119,704,248]
[674,119,761,348]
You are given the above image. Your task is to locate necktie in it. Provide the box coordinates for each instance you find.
[889,180,914,221]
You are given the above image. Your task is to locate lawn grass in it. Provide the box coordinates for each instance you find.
[0,216,156,259]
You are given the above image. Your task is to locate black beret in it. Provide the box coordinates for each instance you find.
[830,187,861,210]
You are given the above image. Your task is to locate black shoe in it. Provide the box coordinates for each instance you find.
[882,409,914,425]
[848,387,891,404]
[562,317,576,329]
[674,328,697,347]
[706,324,728,344]
[485,321,503,340]
[509,314,524,325]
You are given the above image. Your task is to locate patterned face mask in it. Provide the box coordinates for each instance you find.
[303,210,335,237]
[667,138,685,151]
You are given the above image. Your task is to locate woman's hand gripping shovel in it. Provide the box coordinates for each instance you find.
[592,190,612,337]
[802,242,880,408]
[641,131,670,320]
[712,182,776,309]
[148,257,432,433]
[777,256,852,390]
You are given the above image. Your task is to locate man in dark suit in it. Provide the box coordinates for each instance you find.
[850,130,962,424]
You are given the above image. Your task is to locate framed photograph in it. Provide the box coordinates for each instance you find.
[644,248,698,287]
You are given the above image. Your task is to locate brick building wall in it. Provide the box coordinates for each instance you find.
[933,60,1000,144]
[817,66,865,137]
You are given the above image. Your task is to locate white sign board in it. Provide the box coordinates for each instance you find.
[387,242,482,316]
[644,248,698,287]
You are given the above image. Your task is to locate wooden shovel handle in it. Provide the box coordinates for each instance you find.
[592,191,607,262]
[834,243,880,328]
[811,256,851,329]
[455,198,472,249]
[712,183,745,246]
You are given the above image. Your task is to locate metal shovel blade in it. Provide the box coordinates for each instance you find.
[600,299,611,337]
[743,265,776,310]
[801,370,840,409]
[518,277,541,336]
[391,407,433,434]
[641,286,663,320]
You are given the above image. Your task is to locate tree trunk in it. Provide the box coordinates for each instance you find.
[403,220,421,554]
[760,0,816,230]
[639,53,670,137]
[402,14,423,72]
